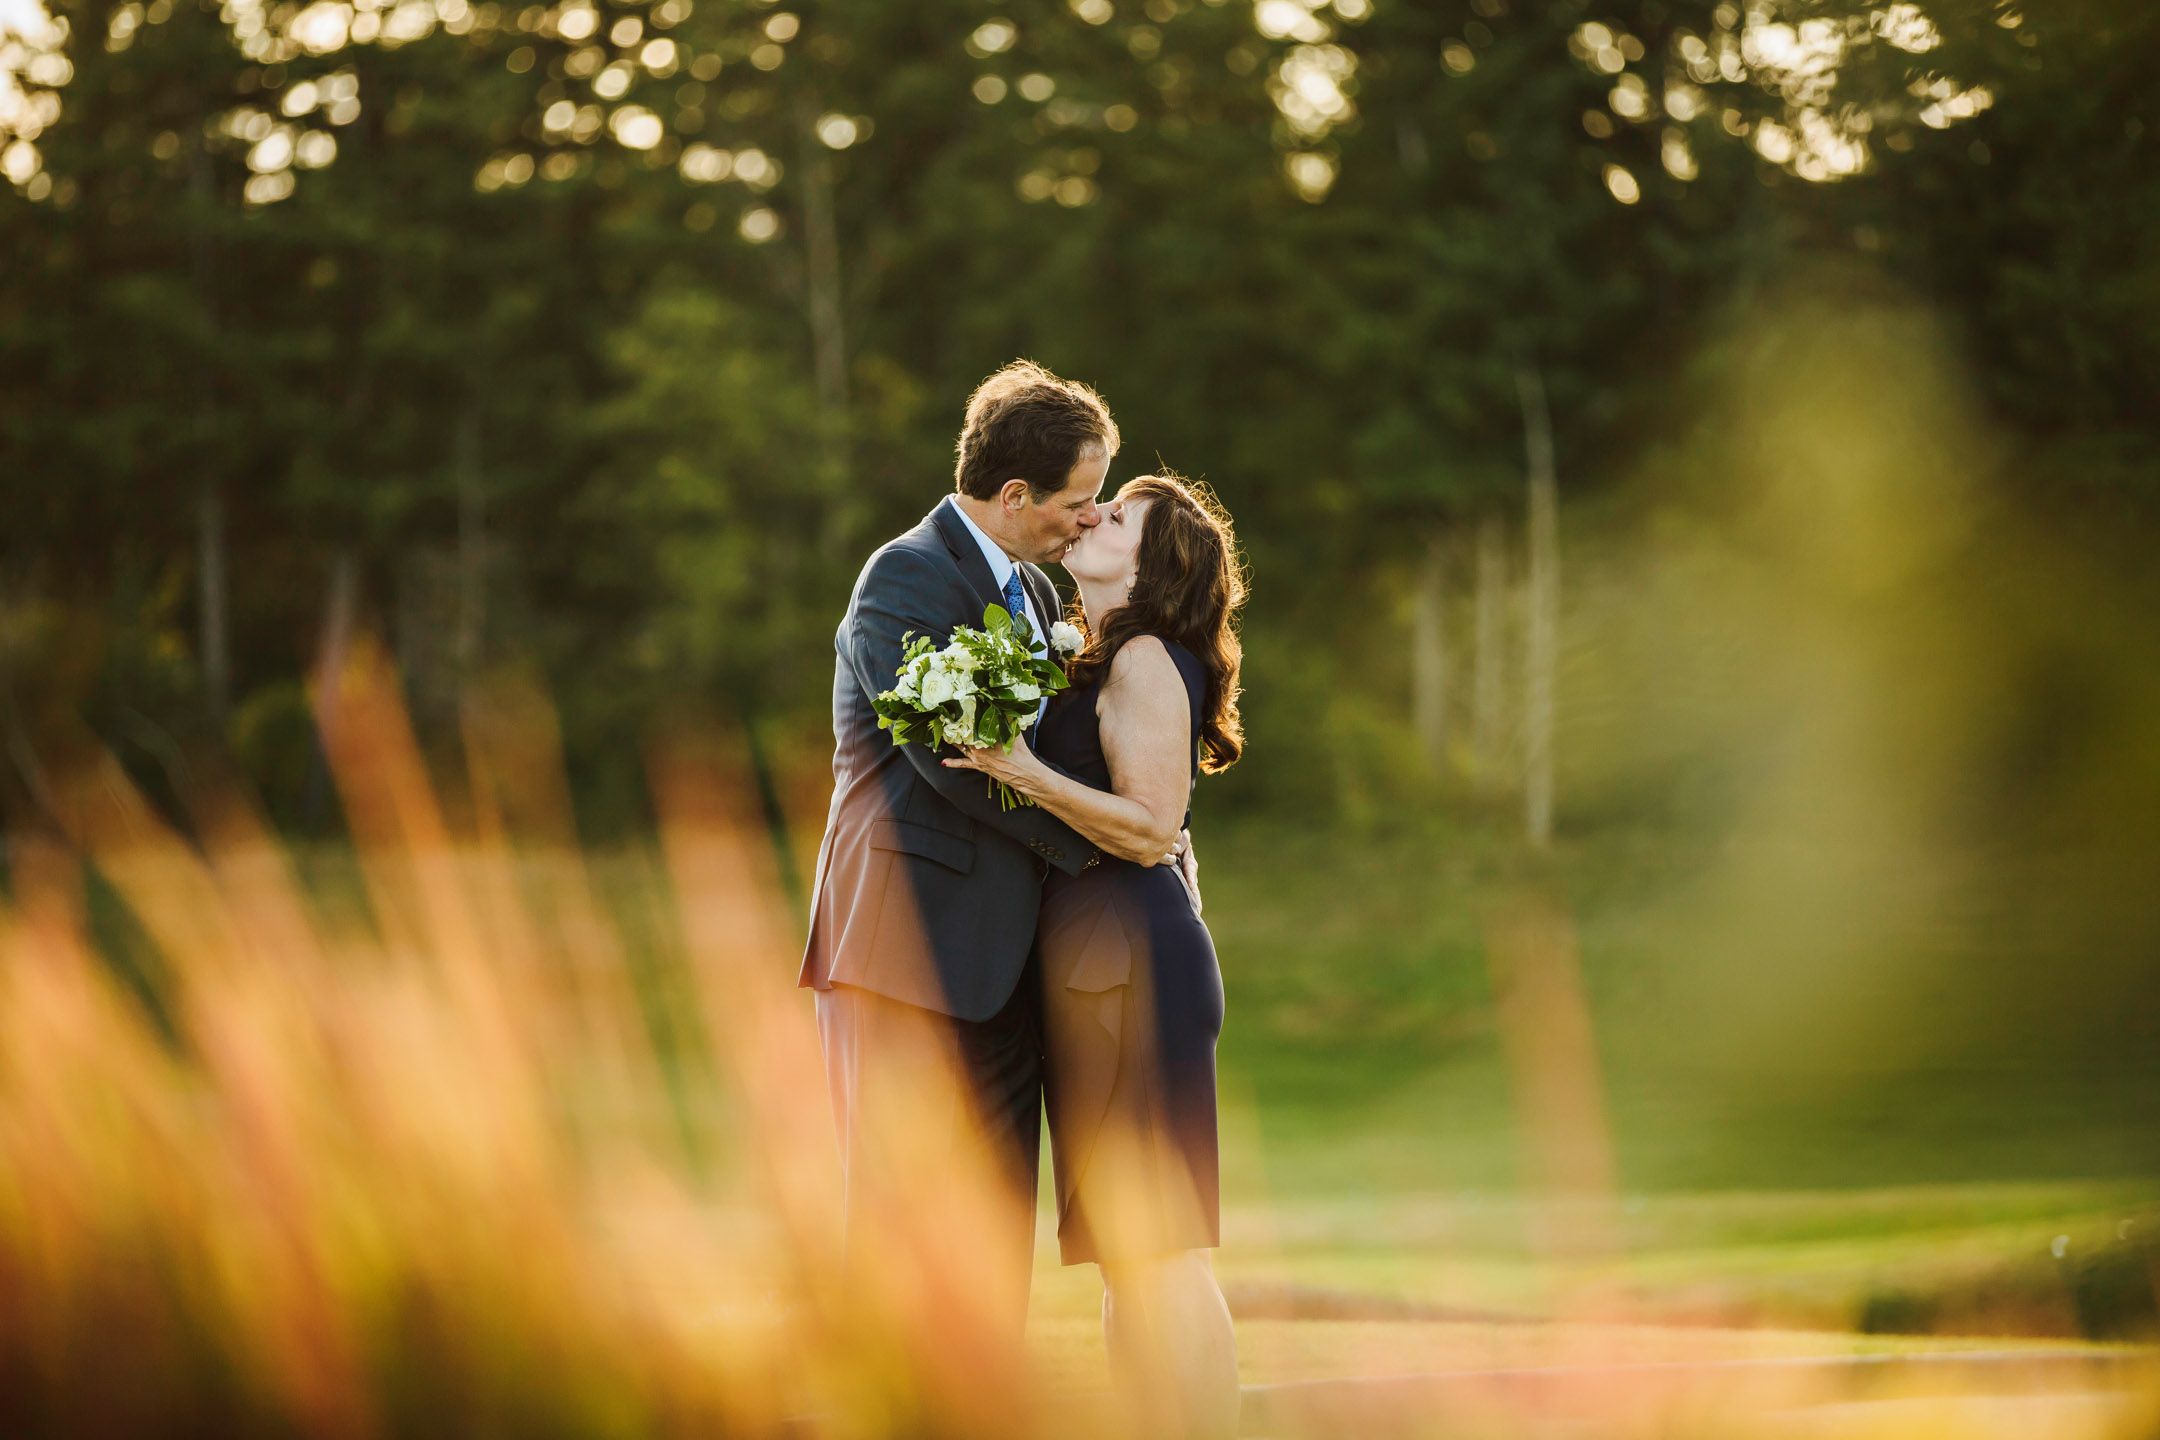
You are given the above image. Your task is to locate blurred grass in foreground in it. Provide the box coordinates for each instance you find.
[4,658,2157,1439]
[0,645,1045,1438]
[7,283,2160,1437]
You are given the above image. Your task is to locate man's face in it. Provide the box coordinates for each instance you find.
[1008,450,1107,565]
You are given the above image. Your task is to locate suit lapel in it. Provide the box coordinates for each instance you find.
[930,497,1006,617]
[920,496,1002,621]
[930,498,1065,645]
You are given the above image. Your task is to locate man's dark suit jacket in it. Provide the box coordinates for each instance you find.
[799,497,1096,1022]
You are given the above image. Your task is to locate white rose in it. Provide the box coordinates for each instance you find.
[919,667,955,708]
[943,641,982,673]
[1049,620,1084,655]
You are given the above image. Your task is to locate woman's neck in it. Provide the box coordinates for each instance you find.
[1076,577,1125,632]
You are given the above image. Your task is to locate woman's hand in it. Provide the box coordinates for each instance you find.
[944,735,1185,867]
[941,734,1053,796]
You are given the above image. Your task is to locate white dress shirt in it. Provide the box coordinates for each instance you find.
[948,496,1052,727]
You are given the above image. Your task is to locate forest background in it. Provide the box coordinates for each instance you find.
[3,0,2158,1195]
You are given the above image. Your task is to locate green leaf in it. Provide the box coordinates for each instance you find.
[984,603,1012,635]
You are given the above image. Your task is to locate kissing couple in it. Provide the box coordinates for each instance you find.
[799,360,1247,1438]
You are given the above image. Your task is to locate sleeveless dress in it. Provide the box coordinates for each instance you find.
[1034,636,1224,1265]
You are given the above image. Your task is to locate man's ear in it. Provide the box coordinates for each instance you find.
[999,478,1032,513]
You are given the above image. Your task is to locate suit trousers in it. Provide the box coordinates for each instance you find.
[815,952,1044,1332]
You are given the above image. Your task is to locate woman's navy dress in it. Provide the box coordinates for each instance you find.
[1034,637,1223,1265]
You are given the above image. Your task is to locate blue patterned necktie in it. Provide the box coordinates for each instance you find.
[1002,568,1029,642]
[1005,567,1051,727]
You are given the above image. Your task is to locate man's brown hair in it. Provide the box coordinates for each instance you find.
[953,360,1121,501]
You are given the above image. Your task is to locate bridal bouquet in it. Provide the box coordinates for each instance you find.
[874,604,1079,809]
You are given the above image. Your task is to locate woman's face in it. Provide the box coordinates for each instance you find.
[1062,493,1149,590]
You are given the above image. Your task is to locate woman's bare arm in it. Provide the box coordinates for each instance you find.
[1093,638,1193,858]
[942,637,1191,865]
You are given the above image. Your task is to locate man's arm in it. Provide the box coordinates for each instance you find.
[844,546,1097,876]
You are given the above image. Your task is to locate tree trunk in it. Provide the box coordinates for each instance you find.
[314,550,359,734]
[1412,530,1448,773]
[1520,361,1558,849]
[455,402,485,680]
[796,97,849,478]
[1472,514,1507,796]
[188,124,228,732]
[198,484,229,728]
[304,549,359,829]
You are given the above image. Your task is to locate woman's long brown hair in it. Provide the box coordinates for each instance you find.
[1064,472,1246,773]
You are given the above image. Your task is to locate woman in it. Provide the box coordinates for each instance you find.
[945,472,1246,1440]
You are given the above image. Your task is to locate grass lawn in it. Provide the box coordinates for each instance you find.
[1190,815,2160,1196]
[1009,813,2160,1392]
[1024,1182,2160,1393]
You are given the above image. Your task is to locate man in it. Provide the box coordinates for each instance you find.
[802,360,1160,1327]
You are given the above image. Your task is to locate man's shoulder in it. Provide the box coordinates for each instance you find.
[850,511,962,600]
[861,524,947,581]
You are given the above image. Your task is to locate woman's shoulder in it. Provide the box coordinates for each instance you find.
[1113,633,1201,674]
[1106,635,1206,701]
[1107,633,1178,675]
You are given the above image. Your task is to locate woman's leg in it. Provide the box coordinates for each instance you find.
[1100,1249,1240,1440]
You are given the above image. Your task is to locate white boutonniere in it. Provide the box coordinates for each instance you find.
[1049,620,1084,656]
